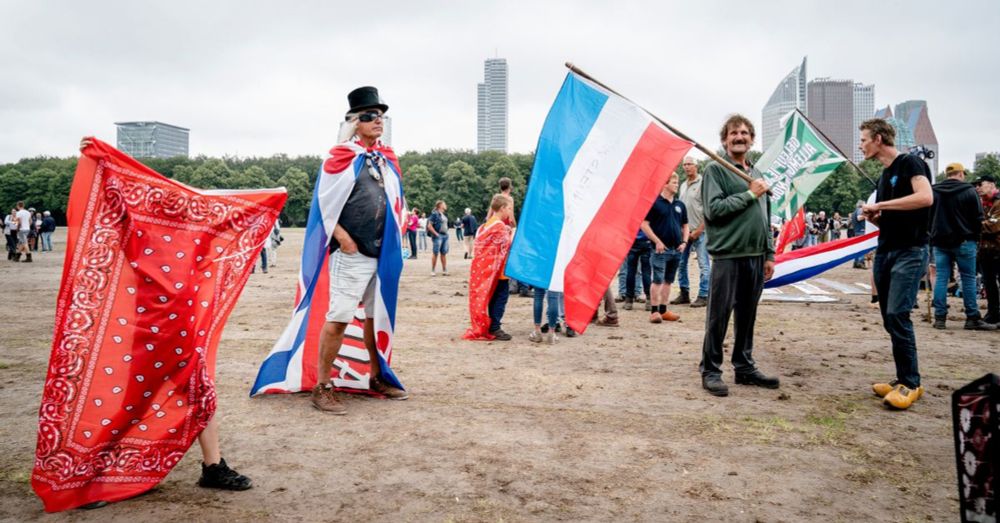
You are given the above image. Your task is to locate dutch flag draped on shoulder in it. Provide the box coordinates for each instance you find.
[505,71,693,333]
[250,141,405,396]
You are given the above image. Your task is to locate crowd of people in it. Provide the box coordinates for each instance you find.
[4,201,56,262]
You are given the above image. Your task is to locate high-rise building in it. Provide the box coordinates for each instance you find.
[852,83,875,163]
[894,100,939,173]
[761,57,807,149]
[115,121,189,158]
[476,58,508,152]
[807,78,855,158]
[381,116,393,147]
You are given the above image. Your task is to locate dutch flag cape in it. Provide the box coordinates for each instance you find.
[505,71,693,332]
[251,140,405,395]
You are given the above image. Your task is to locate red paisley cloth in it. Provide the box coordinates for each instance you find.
[463,219,512,340]
[32,139,286,512]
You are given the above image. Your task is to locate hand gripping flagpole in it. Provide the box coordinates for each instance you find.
[565,62,763,190]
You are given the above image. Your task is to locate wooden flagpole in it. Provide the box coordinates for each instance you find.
[565,62,758,188]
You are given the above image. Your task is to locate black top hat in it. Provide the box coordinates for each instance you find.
[347,86,389,115]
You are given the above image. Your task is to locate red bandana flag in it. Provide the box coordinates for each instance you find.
[32,139,286,512]
[463,219,512,340]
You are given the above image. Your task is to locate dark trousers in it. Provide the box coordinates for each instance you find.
[980,250,1000,321]
[407,230,418,258]
[625,239,652,300]
[5,233,15,255]
[873,246,927,389]
[488,279,510,333]
[700,255,765,377]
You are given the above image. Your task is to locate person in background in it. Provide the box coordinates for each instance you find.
[461,208,478,259]
[428,200,450,276]
[406,207,419,259]
[417,212,428,252]
[40,211,56,252]
[976,175,1000,324]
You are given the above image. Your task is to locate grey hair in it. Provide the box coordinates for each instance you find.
[338,112,359,143]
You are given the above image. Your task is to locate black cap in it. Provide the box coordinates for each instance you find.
[974,174,997,186]
[346,86,388,115]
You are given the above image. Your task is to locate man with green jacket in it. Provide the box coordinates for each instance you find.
[699,115,780,397]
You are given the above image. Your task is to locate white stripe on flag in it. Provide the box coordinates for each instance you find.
[549,96,651,292]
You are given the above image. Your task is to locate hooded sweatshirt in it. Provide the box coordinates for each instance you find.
[930,178,983,247]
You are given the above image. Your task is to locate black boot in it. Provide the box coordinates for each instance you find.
[702,375,729,397]
[198,458,252,491]
[965,317,998,331]
[24,253,32,263]
[670,288,690,305]
[933,316,946,330]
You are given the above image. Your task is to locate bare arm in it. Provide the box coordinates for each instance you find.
[333,224,357,253]
[871,175,934,212]
[639,221,665,253]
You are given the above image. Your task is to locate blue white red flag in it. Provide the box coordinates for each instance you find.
[766,231,878,288]
[505,71,693,332]
[250,141,405,395]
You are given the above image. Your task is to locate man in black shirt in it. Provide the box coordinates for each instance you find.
[461,208,478,259]
[640,173,688,324]
[859,118,934,410]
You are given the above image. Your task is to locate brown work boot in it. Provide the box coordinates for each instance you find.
[370,377,409,400]
[595,315,619,327]
[311,384,347,414]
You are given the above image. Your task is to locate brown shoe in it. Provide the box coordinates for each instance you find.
[661,310,680,321]
[370,377,409,400]
[311,384,347,414]
[595,316,619,327]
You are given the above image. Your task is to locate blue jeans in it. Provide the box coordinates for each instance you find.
[489,280,510,332]
[418,230,427,250]
[933,241,980,319]
[432,233,449,255]
[618,260,643,296]
[677,234,710,297]
[407,230,417,258]
[651,250,683,284]
[624,240,652,299]
[533,288,561,327]
[41,231,53,251]
[873,246,927,389]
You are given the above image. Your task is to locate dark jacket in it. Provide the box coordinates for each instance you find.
[980,191,1000,255]
[930,178,982,247]
[41,216,56,233]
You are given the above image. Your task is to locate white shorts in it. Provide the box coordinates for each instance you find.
[326,249,378,323]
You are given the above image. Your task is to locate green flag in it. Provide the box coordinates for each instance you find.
[758,110,847,219]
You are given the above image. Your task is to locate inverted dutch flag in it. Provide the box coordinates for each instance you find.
[505,71,693,332]
[766,230,879,288]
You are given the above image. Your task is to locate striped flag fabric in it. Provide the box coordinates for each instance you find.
[766,230,878,288]
[250,141,405,396]
[505,71,692,332]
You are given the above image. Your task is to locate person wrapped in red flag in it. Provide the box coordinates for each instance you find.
[463,195,514,340]
[32,138,286,512]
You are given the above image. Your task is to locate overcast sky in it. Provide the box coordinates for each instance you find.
[2,1,997,168]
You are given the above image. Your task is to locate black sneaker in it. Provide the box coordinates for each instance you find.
[933,316,946,330]
[702,375,729,397]
[490,329,512,341]
[735,370,780,389]
[565,326,578,338]
[965,318,998,331]
[554,323,563,333]
[198,458,252,491]
[540,324,550,334]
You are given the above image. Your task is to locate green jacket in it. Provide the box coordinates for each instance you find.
[701,154,775,261]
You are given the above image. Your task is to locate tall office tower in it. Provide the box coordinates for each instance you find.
[761,57,807,149]
[115,121,190,158]
[476,58,508,152]
[894,100,939,174]
[807,78,855,157]
[381,115,393,147]
[852,83,875,163]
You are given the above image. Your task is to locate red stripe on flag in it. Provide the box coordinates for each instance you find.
[775,207,805,254]
[301,256,330,390]
[562,123,692,333]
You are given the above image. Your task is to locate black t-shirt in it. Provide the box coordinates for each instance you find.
[876,153,931,252]
[645,195,687,248]
[329,161,386,258]
[461,214,478,236]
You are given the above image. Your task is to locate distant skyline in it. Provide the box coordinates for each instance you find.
[1,1,997,169]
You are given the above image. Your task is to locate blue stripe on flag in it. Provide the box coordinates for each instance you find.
[506,72,608,289]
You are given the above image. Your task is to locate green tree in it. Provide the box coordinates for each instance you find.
[974,155,1000,182]
[485,156,526,216]
[186,159,233,189]
[230,165,272,189]
[403,164,435,214]
[276,166,312,226]
[441,160,484,218]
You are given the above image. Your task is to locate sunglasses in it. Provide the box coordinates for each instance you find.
[358,111,383,123]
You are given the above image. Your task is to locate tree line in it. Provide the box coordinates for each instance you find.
[2,149,998,227]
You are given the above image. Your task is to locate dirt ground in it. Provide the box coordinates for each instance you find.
[1,228,996,522]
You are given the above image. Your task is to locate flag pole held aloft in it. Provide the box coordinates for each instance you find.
[565,62,760,189]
